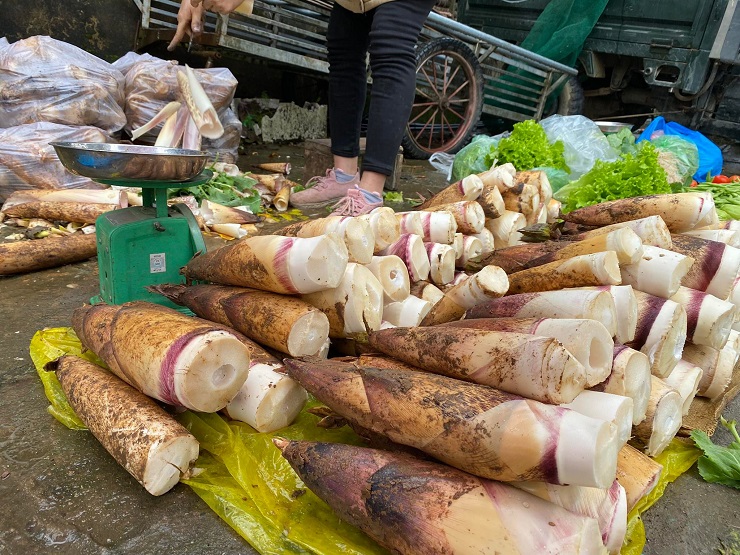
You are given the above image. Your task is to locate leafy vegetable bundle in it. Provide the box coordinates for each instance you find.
[486,120,569,173]
[175,172,261,214]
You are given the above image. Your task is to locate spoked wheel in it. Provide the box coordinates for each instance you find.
[402,37,484,160]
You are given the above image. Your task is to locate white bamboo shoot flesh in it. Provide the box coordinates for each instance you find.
[365,255,410,302]
[669,286,736,349]
[379,234,430,282]
[578,285,638,344]
[383,295,432,327]
[597,346,652,425]
[620,245,694,299]
[416,174,484,209]
[395,211,424,236]
[486,210,526,248]
[575,216,672,250]
[470,227,495,255]
[662,360,703,416]
[277,216,374,264]
[476,176,506,218]
[410,281,445,306]
[629,291,687,378]
[456,235,483,268]
[683,229,740,247]
[632,376,683,456]
[357,207,401,253]
[424,242,456,285]
[452,232,464,258]
[563,391,634,447]
[130,101,181,140]
[682,343,736,400]
[422,201,485,234]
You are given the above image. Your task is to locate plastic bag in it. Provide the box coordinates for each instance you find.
[0,37,8,49]
[428,152,455,180]
[533,166,571,192]
[540,115,618,179]
[29,328,388,555]
[651,135,700,189]
[203,107,242,163]
[637,116,722,180]
[0,36,126,133]
[111,51,158,77]
[451,134,500,182]
[123,57,238,141]
[0,122,112,201]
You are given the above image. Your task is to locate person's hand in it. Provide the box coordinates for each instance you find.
[192,0,246,14]
[167,0,205,51]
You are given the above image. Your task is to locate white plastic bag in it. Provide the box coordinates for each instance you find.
[0,36,126,133]
[428,152,455,181]
[203,108,242,163]
[0,122,112,201]
[540,115,618,179]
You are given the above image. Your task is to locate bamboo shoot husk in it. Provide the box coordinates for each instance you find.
[178,66,224,139]
[416,174,483,209]
[0,233,97,276]
[272,185,290,212]
[616,444,663,511]
[670,234,740,299]
[574,216,672,250]
[200,200,260,225]
[620,245,694,299]
[669,286,736,349]
[256,162,291,174]
[131,101,181,140]
[631,376,683,456]
[210,223,247,239]
[253,173,285,193]
[662,359,703,416]
[364,255,410,302]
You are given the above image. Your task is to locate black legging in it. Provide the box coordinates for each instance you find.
[326,0,436,176]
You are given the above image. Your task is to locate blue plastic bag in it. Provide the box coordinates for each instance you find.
[637,116,722,180]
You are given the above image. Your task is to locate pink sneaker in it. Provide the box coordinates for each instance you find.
[329,188,383,217]
[290,168,359,208]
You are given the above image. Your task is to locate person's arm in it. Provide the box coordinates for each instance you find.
[167,0,246,51]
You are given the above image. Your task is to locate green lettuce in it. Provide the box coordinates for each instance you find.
[175,172,262,214]
[486,120,569,173]
[690,417,740,490]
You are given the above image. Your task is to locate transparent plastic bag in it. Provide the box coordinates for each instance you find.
[451,134,501,182]
[0,36,126,133]
[428,152,456,180]
[123,57,238,141]
[540,115,618,179]
[111,51,158,77]
[0,37,8,49]
[203,107,242,163]
[0,122,111,201]
[651,135,700,188]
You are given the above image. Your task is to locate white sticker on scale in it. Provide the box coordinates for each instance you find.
[150,253,166,273]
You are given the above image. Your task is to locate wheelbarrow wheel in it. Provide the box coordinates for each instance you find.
[402,37,484,160]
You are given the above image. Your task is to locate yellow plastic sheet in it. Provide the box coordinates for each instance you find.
[620,439,701,555]
[29,327,388,555]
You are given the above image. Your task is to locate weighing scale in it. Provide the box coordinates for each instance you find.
[51,142,210,310]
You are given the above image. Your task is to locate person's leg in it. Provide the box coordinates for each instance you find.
[360,0,436,195]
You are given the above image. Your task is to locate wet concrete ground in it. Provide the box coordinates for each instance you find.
[0,144,738,555]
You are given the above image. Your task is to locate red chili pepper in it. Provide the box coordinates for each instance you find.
[690,180,698,188]
[712,175,732,184]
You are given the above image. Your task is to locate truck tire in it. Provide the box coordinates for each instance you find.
[555,76,585,116]
[402,38,484,160]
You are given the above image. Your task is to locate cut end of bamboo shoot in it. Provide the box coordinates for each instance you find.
[289,233,350,292]
[557,411,619,490]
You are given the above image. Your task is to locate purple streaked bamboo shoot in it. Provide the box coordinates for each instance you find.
[395,211,424,236]
[130,101,181,140]
[71,302,250,412]
[620,245,694,299]
[418,210,458,244]
[597,345,651,425]
[662,360,703,416]
[416,174,484,209]
[410,280,445,305]
[470,227,495,255]
[200,200,260,225]
[513,479,626,554]
[365,255,410,302]
[683,229,740,248]
[275,439,609,555]
[424,242,456,285]
[670,234,740,299]
[276,216,374,264]
[272,185,290,212]
[616,444,663,511]
[631,376,683,457]
[486,210,526,248]
[506,252,622,295]
[421,266,509,325]
[682,343,736,400]
[456,235,483,268]
[562,391,634,447]
[183,233,348,294]
[574,216,672,250]
[452,232,464,258]
[422,200,485,234]
[302,263,383,337]
[451,271,470,286]
[284,357,619,487]
[368,326,587,403]
[177,65,224,139]
[379,233,430,282]
[442,317,613,387]
[382,295,432,327]
[628,290,687,378]
[580,285,638,343]
[467,289,618,337]
[52,356,199,496]
[718,220,740,230]
[669,286,736,349]
[357,207,400,253]
[562,193,718,232]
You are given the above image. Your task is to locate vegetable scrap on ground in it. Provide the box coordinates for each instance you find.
[3,33,740,555]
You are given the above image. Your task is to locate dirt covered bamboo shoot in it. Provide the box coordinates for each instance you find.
[302,263,383,337]
[682,343,736,400]
[368,326,587,403]
[382,295,432,327]
[631,376,683,456]
[276,440,609,555]
[669,286,736,349]
[467,289,618,337]
[410,280,445,305]
[575,216,672,250]
[670,234,740,299]
[597,346,652,425]
[182,233,349,294]
[507,252,621,295]
[563,193,718,232]
[365,255,410,302]
[442,317,613,387]
[285,358,619,487]
[276,216,373,264]
[628,291,687,378]
[5,201,117,224]
[476,178,506,219]
[421,265,509,325]
[417,174,483,209]
[534,228,644,267]
[619,245,694,299]
[563,391,634,447]
[0,233,97,276]
[500,182,540,222]
[379,234,430,282]
[456,235,483,268]
[486,210,526,248]
[616,445,663,511]
[424,242,456,285]
[72,302,250,412]
[357,207,400,252]
[52,356,199,496]
[662,360,703,416]
[513,479,626,554]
